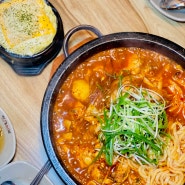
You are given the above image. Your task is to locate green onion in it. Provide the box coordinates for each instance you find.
[99,85,168,166]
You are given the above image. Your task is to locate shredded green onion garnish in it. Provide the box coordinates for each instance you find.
[99,85,168,166]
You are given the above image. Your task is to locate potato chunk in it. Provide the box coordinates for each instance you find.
[72,79,90,101]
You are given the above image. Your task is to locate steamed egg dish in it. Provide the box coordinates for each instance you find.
[0,0,57,56]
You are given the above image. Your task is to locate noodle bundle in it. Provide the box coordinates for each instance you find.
[138,122,185,184]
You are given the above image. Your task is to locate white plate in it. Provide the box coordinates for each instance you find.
[149,0,185,22]
[0,161,54,185]
[0,108,16,167]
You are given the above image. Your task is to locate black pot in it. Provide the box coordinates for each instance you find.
[41,25,185,184]
[0,2,64,76]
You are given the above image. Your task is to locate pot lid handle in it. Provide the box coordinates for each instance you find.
[63,25,102,57]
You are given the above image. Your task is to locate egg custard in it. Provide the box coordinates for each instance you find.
[0,0,57,56]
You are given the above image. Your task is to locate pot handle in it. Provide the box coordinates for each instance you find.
[63,25,103,57]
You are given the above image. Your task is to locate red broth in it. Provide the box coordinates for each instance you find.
[52,48,185,185]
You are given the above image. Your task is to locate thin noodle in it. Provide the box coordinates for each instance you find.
[137,121,185,184]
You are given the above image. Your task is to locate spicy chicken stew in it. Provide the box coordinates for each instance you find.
[51,47,185,185]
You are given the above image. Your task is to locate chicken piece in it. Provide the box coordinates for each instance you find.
[70,101,86,120]
[85,104,100,117]
[167,80,184,115]
[111,160,130,183]
[126,54,142,75]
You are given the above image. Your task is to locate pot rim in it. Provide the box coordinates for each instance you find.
[41,29,185,184]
